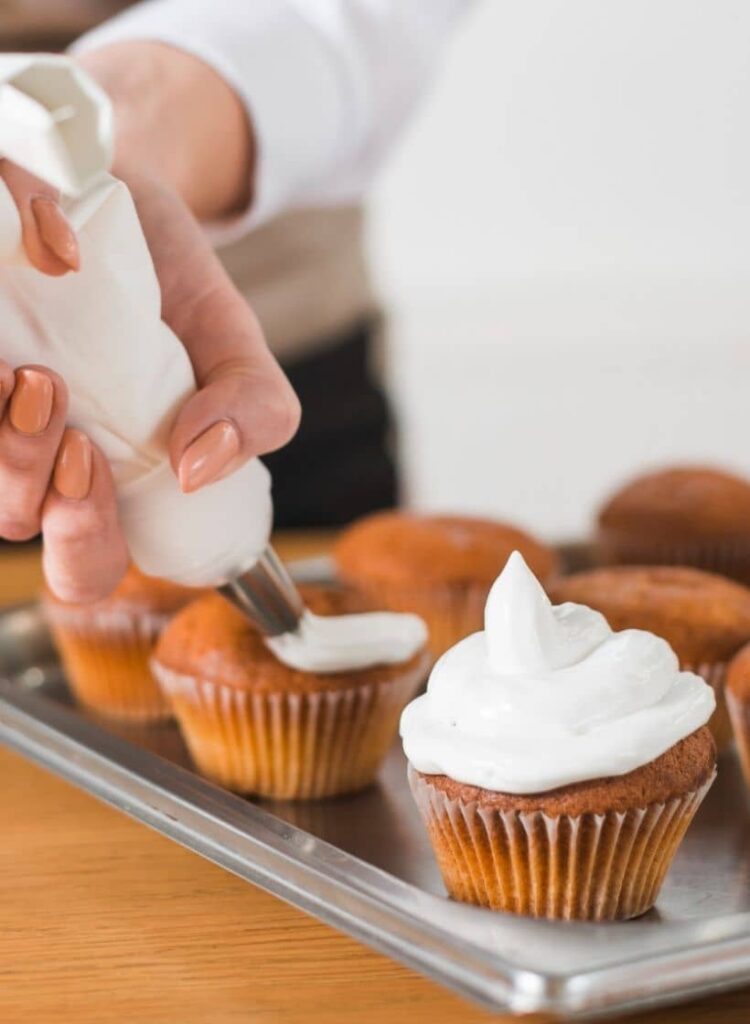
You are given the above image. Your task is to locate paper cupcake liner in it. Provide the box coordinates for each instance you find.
[683,661,732,750]
[727,692,750,790]
[347,579,490,661]
[44,603,173,722]
[153,662,425,799]
[597,531,750,585]
[409,767,715,920]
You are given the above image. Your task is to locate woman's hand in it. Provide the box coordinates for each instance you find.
[79,42,300,499]
[0,160,79,275]
[122,169,300,494]
[0,162,128,601]
[0,361,128,602]
[0,43,300,603]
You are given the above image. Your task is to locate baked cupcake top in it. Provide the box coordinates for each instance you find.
[44,565,202,615]
[726,641,750,701]
[334,511,558,586]
[598,465,750,540]
[154,585,430,694]
[400,552,715,794]
[417,728,715,815]
[548,566,750,665]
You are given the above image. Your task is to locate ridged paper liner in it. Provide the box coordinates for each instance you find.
[44,602,173,723]
[153,661,426,799]
[409,766,715,921]
[685,660,732,750]
[598,530,750,585]
[727,692,750,790]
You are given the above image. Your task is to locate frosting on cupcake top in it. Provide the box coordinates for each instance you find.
[267,607,428,673]
[400,551,715,793]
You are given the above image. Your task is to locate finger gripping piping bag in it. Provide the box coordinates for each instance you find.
[0,54,272,586]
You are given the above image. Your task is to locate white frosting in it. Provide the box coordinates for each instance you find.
[400,551,715,793]
[0,55,272,586]
[266,608,428,673]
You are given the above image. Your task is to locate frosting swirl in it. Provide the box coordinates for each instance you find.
[400,551,715,793]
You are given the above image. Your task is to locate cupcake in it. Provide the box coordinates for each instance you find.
[597,465,750,583]
[334,511,559,658]
[43,566,200,722]
[152,585,429,799]
[401,552,716,920]
[726,644,750,790]
[548,566,750,749]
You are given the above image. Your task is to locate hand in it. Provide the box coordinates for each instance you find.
[76,42,300,487]
[0,162,128,601]
[0,361,128,602]
[0,45,300,602]
[122,168,300,494]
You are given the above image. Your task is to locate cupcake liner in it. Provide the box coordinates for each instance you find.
[408,767,715,921]
[598,531,750,585]
[684,661,732,750]
[153,662,425,799]
[44,603,173,722]
[348,579,490,660]
[727,692,750,790]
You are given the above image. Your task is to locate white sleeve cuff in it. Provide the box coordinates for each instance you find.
[71,0,347,240]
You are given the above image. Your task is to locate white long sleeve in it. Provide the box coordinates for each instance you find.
[72,0,470,234]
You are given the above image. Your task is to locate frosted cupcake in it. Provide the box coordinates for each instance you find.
[152,585,429,799]
[44,566,201,722]
[334,511,559,659]
[401,552,716,920]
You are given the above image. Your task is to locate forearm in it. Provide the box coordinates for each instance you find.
[76,42,254,220]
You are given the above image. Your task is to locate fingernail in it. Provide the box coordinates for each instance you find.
[30,197,80,272]
[9,368,54,435]
[54,429,93,501]
[178,420,240,493]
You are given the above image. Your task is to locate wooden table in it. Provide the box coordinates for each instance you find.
[0,540,748,1024]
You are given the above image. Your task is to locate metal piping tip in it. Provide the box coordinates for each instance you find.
[219,546,305,637]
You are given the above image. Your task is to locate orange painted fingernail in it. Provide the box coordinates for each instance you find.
[30,197,80,272]
[9,369,54,435]
[178,420,240,493]
[54,429,93,501]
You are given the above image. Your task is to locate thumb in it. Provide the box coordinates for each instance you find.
[169,359,300,494]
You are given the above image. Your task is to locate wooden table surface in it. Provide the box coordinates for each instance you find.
[0,539,749,1024]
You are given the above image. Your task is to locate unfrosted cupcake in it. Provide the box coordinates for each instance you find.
[726,644,750,790]
[334,511,558,658]
[598,466,750,583]
[549,566,750,749]
[43,567,201,722]
[401,552,716,920]
[152,585,429,799]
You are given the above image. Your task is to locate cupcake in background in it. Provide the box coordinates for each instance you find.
[44,567,201,722]
[549,566,750,750]
[401,552,716,921]
[334,511,559,659]
[597,466,750,584]
[726,644,750,790]
[152,585,429,799]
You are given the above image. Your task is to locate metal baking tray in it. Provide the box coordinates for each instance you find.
[1,555,750,1019]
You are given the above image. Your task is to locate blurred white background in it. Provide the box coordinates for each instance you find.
[368,0,750,539]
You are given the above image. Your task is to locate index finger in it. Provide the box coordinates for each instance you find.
[1,160,79,276]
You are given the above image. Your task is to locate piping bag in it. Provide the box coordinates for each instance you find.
[0,52,301,636]
[0,54,426,670]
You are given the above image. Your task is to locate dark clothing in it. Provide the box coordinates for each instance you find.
[264,321,399,528]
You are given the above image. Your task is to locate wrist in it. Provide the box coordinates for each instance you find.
[76,41,254,219]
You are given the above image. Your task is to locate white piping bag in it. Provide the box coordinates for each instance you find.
[0,54,272,587]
